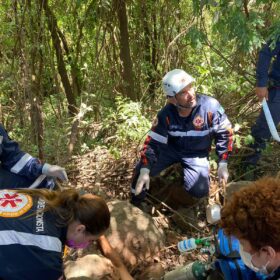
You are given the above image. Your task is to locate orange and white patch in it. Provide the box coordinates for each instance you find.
[193,115,204,129]
[0,190,33,218]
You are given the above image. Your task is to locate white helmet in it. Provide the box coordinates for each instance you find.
[162,69,195,97]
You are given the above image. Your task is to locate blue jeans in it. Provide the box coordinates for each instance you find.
[246,87,280,165]
[131,147,210,205]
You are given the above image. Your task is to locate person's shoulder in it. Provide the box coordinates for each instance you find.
[197,94,220,109]
[268,266,280,280]
[158,103,175,116]
[261,37,280,52]
[0,123,5,134]
[0,190,36,230]
[0,124,10,140]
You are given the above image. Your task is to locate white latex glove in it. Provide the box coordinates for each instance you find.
[42,163,68,181]
[135,168,150,195]
[218,162,229,184]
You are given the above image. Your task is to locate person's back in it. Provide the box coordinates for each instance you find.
[0,187,133,280]
[0,189,66,280]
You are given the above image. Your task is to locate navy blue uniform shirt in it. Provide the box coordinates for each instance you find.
[140,94,233,170]
[256,39,280,87]
[0,189,67,280]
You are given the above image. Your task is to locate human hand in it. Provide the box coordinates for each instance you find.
[98,235,124,268]
[135,168,150,195]
[42,163,68,181]
[98,235,133,280]
[255,87,268,102]
[218,162,229,184]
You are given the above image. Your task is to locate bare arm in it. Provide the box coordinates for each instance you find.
[98,235,134,280]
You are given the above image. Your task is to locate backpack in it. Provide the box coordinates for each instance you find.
[214,229,266,280]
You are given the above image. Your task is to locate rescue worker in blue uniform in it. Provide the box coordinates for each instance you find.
[245,37,280,172]
[0,188,133,280]
[131,69,233,206]
[0,123,68,189]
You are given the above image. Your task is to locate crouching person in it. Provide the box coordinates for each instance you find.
[131,69,233,206]
[0,188,132,280]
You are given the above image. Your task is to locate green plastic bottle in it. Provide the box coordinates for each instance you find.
[178,238,211,252]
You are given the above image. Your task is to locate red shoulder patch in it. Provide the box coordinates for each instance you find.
[193,115,204,130]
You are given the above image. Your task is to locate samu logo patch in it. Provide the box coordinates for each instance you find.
[193,115,204,129]
[0,190,33,218]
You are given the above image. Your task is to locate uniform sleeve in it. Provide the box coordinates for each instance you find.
[0,124,44,180]
[211,104,233,162]
[140,111,168,170]
[256,40,280,87]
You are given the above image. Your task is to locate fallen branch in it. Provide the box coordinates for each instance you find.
[146,193,204,233]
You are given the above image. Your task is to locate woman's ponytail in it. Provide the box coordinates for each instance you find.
[17,188,110,234]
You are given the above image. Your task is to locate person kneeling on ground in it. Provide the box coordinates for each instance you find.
[131,69,233,206]
[220,177,280,279]
[0,188,133,280]
[0,123,68,189]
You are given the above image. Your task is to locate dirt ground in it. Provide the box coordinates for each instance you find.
[65,142,280,278]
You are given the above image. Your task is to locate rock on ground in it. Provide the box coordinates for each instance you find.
[106,200,165,267]
[64,200,166,279]
[225,181,251,200]
[64,254,118,280]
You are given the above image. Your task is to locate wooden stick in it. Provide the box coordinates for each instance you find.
[146,193,204,233]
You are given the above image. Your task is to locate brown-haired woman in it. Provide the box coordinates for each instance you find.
[0,188,133,280]
[220,177,280,279]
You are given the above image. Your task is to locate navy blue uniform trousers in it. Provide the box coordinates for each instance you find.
[131,146,210,205]
[246,87,280,165]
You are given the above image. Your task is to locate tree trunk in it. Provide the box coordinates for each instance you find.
[13,0,27,130]
[29,59,44,160]
[141,2,157,99]
[42,0,78,116]
[27,0,44,160]
[114,0,136,100]
[57,29,81,98]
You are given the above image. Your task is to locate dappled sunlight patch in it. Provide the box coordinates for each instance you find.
[64,254,118,280]
[136,215,149,231]
[106,200,165,268]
